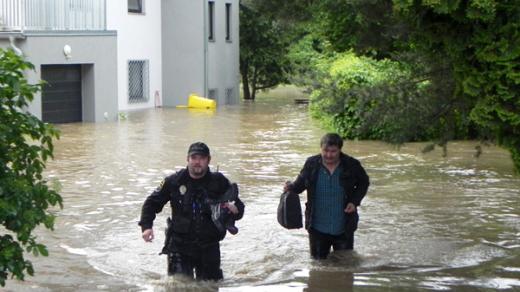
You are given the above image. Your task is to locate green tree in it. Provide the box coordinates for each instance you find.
[241,0,316,32]
[241,0,321,86]
[0,48,62,286]
[309,49,480,145]
[241,0,519,170]
[316,0,520,171]
[239,4,291,100]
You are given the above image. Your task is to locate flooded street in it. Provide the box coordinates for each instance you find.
[6,89,520,291]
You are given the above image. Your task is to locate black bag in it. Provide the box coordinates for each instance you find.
[277,192,303,229]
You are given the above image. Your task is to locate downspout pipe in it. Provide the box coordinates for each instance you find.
[203,0,208,98]
[9,36,23,56]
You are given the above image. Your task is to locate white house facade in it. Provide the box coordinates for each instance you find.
[0,0,240,123]
[106,0,162,111]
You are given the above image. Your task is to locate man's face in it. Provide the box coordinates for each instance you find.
[187,154,210,178]
[321,145,341,166]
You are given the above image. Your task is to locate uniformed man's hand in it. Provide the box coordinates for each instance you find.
[344,203,356,214]
[142,228,154,242]
[223,202,238,214]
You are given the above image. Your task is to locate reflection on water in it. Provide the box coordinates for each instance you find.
[5,88,520,291]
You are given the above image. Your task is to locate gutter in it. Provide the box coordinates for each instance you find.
[203,0,208,98]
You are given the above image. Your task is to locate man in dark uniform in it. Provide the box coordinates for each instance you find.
[139,142,244,280]
[285,133,369,259]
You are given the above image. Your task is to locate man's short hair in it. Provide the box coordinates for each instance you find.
[320,133,343,149]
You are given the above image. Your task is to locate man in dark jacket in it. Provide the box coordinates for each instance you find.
[285,133,369,259]
[139,142,244,280]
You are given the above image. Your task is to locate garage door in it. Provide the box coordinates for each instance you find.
[41,65,82,123]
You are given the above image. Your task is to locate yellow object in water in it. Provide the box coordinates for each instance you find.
[188,94,216,109]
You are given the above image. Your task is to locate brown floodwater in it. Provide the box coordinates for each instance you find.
[5,88,520,291]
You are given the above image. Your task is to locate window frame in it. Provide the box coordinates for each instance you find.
[208,1,215,41]
[225,3,232,42]
[208,88,218,101]
[128,60,150,104]
[128,0,144,14]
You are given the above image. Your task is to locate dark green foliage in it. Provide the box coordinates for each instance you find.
[287,34,334,89]
[241,0,316,29]
[0,48,62,286]
[240,0,520,171]
[314,0,520,171]
[305,51,468,143]
[316,0,399,57]
[239,4,291,100]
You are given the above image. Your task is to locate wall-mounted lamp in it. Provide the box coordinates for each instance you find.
[63,45,72,59]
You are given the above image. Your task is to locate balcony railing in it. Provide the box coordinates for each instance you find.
[0,0,106,32]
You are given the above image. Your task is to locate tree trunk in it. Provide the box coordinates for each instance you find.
[240,60,253,100]
[251,68,257,101]
[242,73,252,100]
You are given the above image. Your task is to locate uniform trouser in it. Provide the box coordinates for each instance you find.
[167,242,223,281]
[308,227,354,259]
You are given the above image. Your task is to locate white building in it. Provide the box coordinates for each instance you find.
[0,0,240,123]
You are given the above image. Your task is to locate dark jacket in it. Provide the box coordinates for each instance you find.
[289,153,369,230]
[138,168,244,247]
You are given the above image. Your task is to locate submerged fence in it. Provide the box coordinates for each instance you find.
[0,0,106,32]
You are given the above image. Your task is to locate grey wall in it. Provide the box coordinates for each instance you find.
[82,64,96,122]
[0,32,118,122]
[207,0,240,105]
[162,0,205,107]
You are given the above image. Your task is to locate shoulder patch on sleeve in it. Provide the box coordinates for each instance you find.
[156,179,165,192]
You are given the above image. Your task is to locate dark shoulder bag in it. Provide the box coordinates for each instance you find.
[277,191,302,229]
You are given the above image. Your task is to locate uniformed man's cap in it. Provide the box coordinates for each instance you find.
[188,142,210,156]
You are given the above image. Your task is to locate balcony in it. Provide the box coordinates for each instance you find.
[0,0,106,32]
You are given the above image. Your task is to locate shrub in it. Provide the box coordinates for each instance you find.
[0,48,62,286]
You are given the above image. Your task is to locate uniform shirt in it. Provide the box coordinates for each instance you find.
[311,165,345,235]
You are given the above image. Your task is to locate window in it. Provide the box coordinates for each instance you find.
[225,88,234,104]
[128,0,143,13]
[208,88,218,101]
[128,60,149,103]
[225,3,232,41]
[208,1,215,41]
